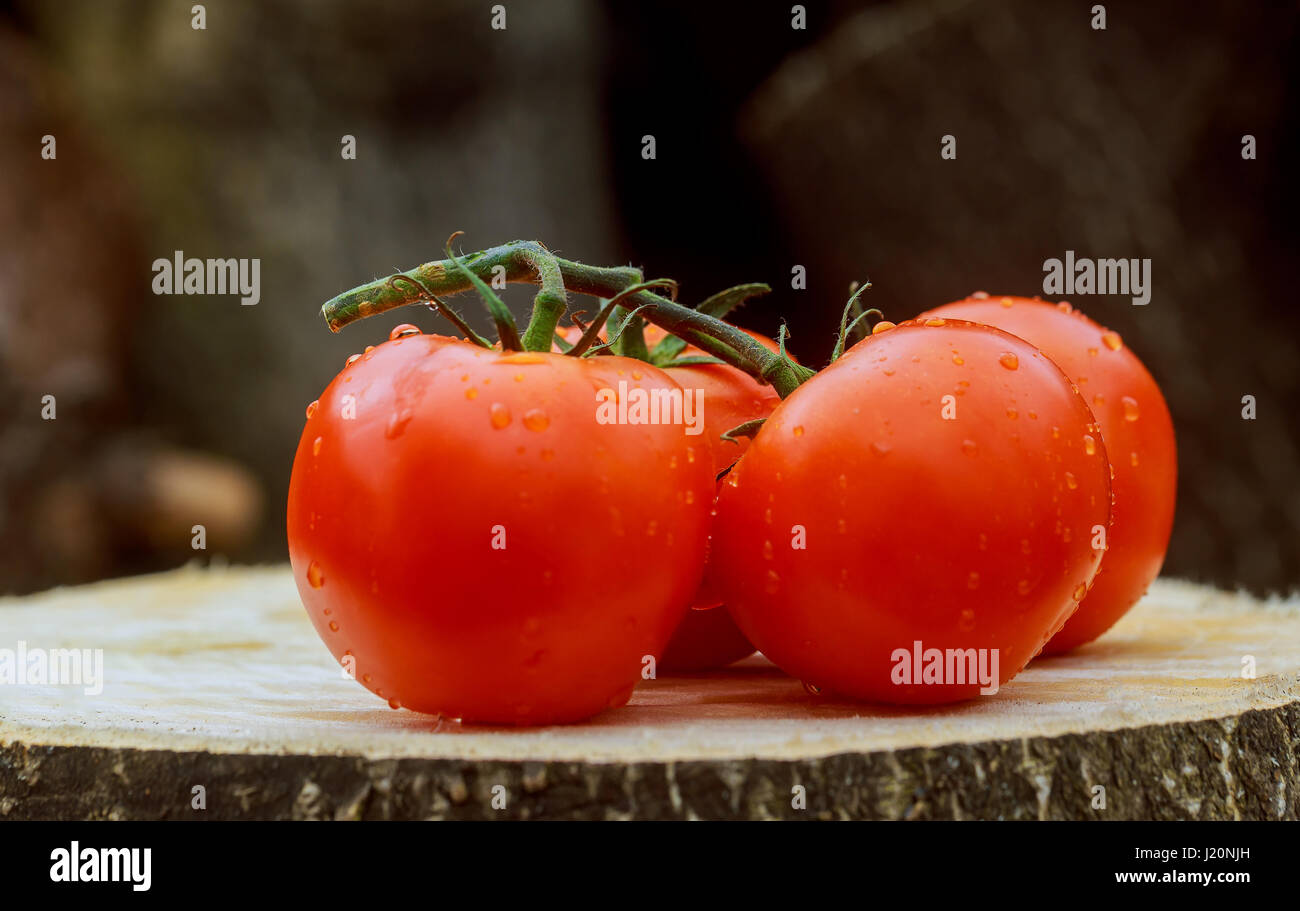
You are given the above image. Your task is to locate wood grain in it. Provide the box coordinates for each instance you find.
[0,566,1297,819]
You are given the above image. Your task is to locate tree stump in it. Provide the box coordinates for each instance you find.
[0,566,1296,819]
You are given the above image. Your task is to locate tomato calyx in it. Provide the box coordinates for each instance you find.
[319,237,813,397]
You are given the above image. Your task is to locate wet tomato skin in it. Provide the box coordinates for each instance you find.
[559,324,772,670]
[287,333,715,724]
[922,296,1176,653]
[711,319,1111,703]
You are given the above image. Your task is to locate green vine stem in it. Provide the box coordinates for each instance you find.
[321,240,814,397]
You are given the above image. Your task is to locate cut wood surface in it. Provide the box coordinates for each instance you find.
[1,566,1297,820]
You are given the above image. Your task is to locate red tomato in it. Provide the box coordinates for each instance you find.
[287,330,715,724]
[658,605,758,671]
[711,319,1111,703]
[558,323,780,670]
[921,295,1176,653]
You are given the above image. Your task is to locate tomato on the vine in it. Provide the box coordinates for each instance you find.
[287,328,715,724]
[711,319,1112,703]
[921,295,1176,653]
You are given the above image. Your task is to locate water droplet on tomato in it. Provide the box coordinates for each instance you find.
[345,353,362,367]
[311,436,323,456]
[490,403,512,428]
[683,489,695,504]
[792,425,805,437]
[872,320,896,335]
[385,409,413,438]
[389,324,421,340]
[837,518,848,534]
[971,291,989,299]
[1073,583,1087,601]
[1000,297,1015,308]
[305,400,319,419]
[523,408,549,432]
[961,439,977,455]
[307,561,325,588]
[959,608,976,631]
[1130,451,1140,467]
[952,354,965,365]
[871,440,891,456]
[802,681,822,695]
[1057,301,1073,313]
[764,570,781,594]
[362,674,372,684]
[1101,331,1123,351]
[1006,408,1018,419]
[924,318,946,327]
[328,620,339,632]
[1122,396,1140,422]
[999,353,1019,370]
[645,520,657,537]
[1083,434,1097,455]
[1064,471,1078,490]
[762,540,774,560]
[1087,347,1099,357]
[1017,579,1032,595]
[882,366,895,376]
[967,571,980,590]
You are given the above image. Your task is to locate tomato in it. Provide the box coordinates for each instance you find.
[287,329,715,724]
[558,323,781,670]
[659,605,759,671]
[711,319,1112,703]
[920,295,1176,653]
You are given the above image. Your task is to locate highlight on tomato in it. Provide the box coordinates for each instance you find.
[921,295,1176,653]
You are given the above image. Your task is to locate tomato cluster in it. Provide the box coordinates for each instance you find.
[291,248,1175,724]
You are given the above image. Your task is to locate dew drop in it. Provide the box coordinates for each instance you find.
[882,366,896,376]
[684,489,695,504]
[1087,347,1099,358]
[967,571,980,590]
[345,354,362,367]
[999,352,1019,370]
[924,318,946,327]
[1093,393,1105,407]
[305,400,319,419]
[762,540,775,560]
[971,291,989,299]
[389,323,421,340]
[523,408,550,432]
[959,608,976,631]
[1101,331,1123,351]
[465,386,479,400]
[385,409,413,439]
[328,620,339,632]
[490,403,512,428]
[803,681,822,695]
[1073,583,1087,602]
[961,439,978,455]
[388,698,402,710]
[764,570,781,594]
[1000,296,1014,308]
[792,425,805,437]
[1006,407,1018,419]
[1057,301,1073,313]
[1064,471,1078,490]
[1083,434,1097,456]
[307,560,325,588]
[1130,451,1140,467]
[312,436,322,456]
[1121,396,1140,422]
[952,354,965,365]
[871,440,892,456]
[872,320,896,334]
[1017,579,1032,595]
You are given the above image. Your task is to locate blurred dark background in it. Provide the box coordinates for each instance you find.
[1,0,1296,595]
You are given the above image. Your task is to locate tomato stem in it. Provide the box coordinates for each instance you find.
[320,240,814,397]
